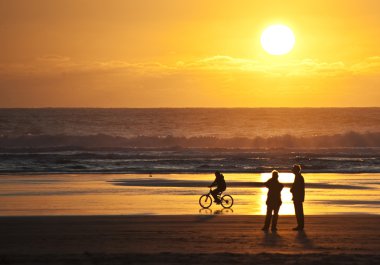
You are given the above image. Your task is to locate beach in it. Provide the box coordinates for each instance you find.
[0,109,379,264]
[0,173,379,264]
[0,215,379,264]
[1,173,379,216]
[2,0,380,262]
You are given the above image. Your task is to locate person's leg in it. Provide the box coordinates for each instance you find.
[271,204,280,230]
[294,202,300,228]
[294,202,304,230]
[210,189,218,201]
[263,205,273,230]
[211,188,221,202]
[298,202,304,229]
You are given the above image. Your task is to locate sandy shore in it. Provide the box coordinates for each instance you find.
[0,215,379,264]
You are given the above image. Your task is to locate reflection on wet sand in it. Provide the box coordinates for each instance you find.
[260,173,295,215]
[0,173,379,216]
[199,208,234,215]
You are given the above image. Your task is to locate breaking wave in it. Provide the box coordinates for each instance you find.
[1,131,380,150]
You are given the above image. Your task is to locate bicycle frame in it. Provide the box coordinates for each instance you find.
[199,188,233,209]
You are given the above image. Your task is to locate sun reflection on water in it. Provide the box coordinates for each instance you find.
[260,173,295,215]
[1,173,379,216]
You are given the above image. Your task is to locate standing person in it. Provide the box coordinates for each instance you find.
[290,164,305,231]
[262,170,284,231]
[208,171,227,204]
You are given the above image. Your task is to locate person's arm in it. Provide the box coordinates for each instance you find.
[291,175,301,193]
[209,178,217,187]
[264,179,270,188]
[301,177,305,202]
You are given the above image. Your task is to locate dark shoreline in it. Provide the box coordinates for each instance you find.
[1,215,379,252]
[0,215,379,264]
[1,253,379,265]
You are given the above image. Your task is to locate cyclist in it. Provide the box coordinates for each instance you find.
[208,171,227,204]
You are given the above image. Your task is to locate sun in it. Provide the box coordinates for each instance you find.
[260,25,295,55]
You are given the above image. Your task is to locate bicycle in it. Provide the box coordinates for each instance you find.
[199,188,234,209]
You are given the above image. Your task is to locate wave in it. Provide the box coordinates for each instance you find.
[0,149,379,174]
[1,131,380,150]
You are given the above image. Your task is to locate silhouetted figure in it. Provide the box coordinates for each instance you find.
[290,164,305,231]
[208,171,227,204]
[262,170,284,231]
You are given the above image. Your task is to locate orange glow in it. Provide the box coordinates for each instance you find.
[0,1,380,107]
[1,173,378,216]
[260,173,295,215]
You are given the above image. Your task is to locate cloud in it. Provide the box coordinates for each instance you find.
[177,56,379,78]
[37,54,71,62]
[351,56,380,74]
[1,54,380,80]
[1,54,380,107]
[0,58,178,80]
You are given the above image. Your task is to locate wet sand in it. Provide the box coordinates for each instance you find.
[0,215,379,264]
[1,173,380,216]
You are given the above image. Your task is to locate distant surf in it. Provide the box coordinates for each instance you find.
[1,147,379,174]
[0,108,379,174]
[1,131,380,150]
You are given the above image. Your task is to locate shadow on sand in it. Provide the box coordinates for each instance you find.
[261,231,282,247]
[296,230,315,249]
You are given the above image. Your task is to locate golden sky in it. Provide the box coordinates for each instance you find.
[1,0,380,107]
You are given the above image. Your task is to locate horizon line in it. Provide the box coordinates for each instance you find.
[0,106,379,109]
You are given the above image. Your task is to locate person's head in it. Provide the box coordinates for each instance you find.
[292,164,301,174]
[215,171,221,177]
[272,170,279,180]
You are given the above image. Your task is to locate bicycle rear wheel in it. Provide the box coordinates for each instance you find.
[199,194,212,209]
[221,195,234,208]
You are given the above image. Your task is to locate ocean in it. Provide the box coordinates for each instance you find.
[0,108,379,215]
[0,108,379,174]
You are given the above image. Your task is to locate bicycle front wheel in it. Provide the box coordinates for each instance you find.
[199,194,212,209]
[221,195,234,208]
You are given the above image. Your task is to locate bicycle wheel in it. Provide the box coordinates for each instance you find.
[221,195,234,208]
[199,194,212,209]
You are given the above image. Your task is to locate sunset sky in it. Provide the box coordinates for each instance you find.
[1,0,380,107]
